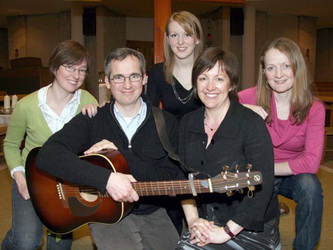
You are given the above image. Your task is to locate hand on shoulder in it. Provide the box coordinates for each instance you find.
[242,104,268,120]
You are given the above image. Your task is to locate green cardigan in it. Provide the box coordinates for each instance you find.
[4,90,98,171]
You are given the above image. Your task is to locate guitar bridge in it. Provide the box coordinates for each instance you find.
[57,183,65,200]
[57,183,69,208]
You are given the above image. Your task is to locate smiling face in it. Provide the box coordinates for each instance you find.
[53,60,87,93]
[166,21,199,60]
[105,55,146,110]
[196,62,232,111]
[264,48,295,95]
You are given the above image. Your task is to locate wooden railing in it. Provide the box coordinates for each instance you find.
[314,82,333,96]
[315,82,333,160]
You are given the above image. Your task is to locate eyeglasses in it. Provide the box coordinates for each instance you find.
[110,74,142,83]
[62,65,88,76]
[264,64,292,75]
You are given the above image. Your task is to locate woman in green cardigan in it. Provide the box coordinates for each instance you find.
[1,40,98,250]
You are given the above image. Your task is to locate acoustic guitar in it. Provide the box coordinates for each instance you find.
[26,147,263,234]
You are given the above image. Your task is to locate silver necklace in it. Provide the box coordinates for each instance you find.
[171,83,194,104]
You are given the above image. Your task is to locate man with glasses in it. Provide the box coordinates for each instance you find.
[36,48,182,249]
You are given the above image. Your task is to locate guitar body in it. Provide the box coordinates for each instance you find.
[26,147,133,234]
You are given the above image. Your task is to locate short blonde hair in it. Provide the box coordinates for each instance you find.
[163,11,203,84]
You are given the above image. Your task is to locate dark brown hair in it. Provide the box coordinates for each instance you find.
[192,47,239,100]
[49,40,90,81]
[104,47,146,78]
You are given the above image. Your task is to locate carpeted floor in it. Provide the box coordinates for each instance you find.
[1,156,332,249]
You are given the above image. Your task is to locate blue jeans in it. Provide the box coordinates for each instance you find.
[1,181,72,250]
[274,174,323,250]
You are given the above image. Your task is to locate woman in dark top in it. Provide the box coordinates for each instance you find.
[147,10,203,121]
[146,10,204,234]
[177,47,280,249]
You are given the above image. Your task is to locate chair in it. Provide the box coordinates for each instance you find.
[318,96,333,162]
[323,127,333,162]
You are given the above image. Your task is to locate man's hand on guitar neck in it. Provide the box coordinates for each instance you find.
[107,172,139,203]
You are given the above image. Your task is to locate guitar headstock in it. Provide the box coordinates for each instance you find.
[209,169,262,195]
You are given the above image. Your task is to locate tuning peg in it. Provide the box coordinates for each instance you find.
[246,164,252,172]
[237,189,244,194]
[226,190,234,197]
[247,185,255,198]
[235,164,240,172]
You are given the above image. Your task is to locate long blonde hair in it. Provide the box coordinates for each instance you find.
[256,37,313,124]
[163,11,203,84]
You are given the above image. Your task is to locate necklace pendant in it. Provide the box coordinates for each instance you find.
[204,123,215,132]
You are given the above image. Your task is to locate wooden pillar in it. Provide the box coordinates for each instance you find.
[70,4,84,44]
[70,3,85,88]
[221,7,230,51]
[241,5,256,89]
[154,0,171,63]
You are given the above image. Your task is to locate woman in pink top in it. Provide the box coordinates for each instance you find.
[238,37,324,250]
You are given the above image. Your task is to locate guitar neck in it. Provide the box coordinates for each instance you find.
[132,179,211,196]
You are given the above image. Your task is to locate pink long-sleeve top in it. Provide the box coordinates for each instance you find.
[238,87,325,175]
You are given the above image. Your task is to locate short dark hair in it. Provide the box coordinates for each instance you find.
[104,48,146,78]
[49,40,90,81]
[192,47,239,100]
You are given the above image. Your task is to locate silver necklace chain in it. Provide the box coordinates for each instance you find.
[171,83,194,104]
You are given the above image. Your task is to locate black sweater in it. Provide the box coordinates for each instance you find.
[36,100,183,214]
[179,99,278,231]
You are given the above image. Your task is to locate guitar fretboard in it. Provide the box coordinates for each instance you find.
[132,179,211,196]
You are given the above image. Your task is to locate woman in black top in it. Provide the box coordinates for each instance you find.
[146,11,204,234]
[177,47,280,249]
[147,11,203,121]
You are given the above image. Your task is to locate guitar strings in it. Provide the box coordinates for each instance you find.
[59,176,250,191]
[58,176,252,197]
